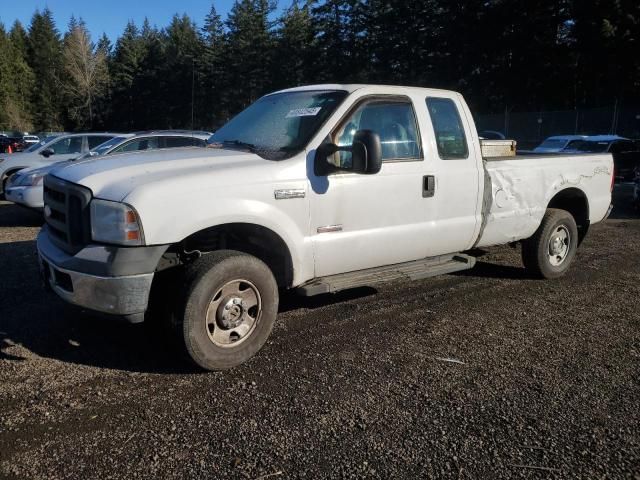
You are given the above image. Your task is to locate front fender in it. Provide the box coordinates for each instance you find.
[126,189,313,286]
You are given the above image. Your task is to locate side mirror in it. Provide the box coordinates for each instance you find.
[41,148,54,158]
[314,129,382,176]
[350,130,382,174]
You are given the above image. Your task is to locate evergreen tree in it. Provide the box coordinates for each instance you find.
[0,24,35,131]
[200,4,227,127]
[136,19,168,129]
[363,0,443,85]
[6,21,35,130]
[27,8,63,131]
[163,14,204,128]
[9,20,29,59]
[310,0,364,82]
[224,0,276,113]
[571,0,640,108]
[1,2,639,132]
[96,32,112,56]
[274,0,315,89]
[110,22,144,129]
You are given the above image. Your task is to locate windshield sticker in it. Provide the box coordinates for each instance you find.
[286,107,322,118]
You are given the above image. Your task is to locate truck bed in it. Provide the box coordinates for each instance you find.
[476,153,613,247]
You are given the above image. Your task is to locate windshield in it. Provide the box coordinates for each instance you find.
[26,135,58,153]
[574,141,611,153]
[207,90,348,160]
[537,138,568,149]
[91,136,129,155]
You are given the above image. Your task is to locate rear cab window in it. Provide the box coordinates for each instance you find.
[426,97,469,160]
[162,136,205,148]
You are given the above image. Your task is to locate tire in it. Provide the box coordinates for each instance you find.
[522,208,578,279]
[1,170,19,199]
[178,250,279,371]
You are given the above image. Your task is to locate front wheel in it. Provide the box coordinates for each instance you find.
[522,208,578,279]
[180,250,279,370]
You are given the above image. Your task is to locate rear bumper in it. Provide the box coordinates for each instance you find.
[37,229,168,322]
[5,185,44,210]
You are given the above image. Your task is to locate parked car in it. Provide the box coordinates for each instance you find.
[533,135,587,153]
[0,136,23,153]
[567,136,640,182]
[0,132,121,197]
[6,131,211,210]
[76,130,211,159]
[21,135,40,148]
[478,130,506,140]
[36,84,613,371]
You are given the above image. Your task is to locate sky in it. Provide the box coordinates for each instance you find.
[0,0,282,41]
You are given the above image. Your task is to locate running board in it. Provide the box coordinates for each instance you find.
[297,254,476,296]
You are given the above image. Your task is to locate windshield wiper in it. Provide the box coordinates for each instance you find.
[219,139,258,152]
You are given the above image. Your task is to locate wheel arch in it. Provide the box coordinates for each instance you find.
[547,187,590,244]
[1,167,27,192]
[179,223,295,289]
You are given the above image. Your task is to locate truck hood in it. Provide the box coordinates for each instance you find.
[51,147,282,201]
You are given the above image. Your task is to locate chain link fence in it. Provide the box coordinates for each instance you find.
[475,105,640,150]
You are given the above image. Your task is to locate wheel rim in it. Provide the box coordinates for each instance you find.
[205,279,262,348]
[548,225,571,266]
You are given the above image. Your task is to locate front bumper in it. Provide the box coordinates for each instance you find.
[37,229,169,322]
[5,185,44,210]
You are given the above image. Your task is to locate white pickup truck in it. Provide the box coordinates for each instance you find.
[36,84,613,370]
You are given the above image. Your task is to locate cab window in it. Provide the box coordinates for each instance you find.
[87,136,113,149]
[51,136,83,154]
[426,97,469,159]
[333,99,421,167]
[162,136,205,148]
[112,137,160,153]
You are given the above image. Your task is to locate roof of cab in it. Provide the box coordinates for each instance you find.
[270,84,457,96]
[545,135,587,141]
[584,135,628,142]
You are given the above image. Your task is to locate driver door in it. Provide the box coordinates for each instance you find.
[309,97,432,277]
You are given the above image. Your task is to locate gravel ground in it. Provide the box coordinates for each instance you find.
[0,187,639,479]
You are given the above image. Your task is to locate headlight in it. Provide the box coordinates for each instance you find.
[15,172,44,186]
[90,199,145,246]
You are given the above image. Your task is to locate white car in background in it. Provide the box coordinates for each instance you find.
[6,130,211,210]
[0,132,121,196]
[533,135,587,153]
[21,135,41,148]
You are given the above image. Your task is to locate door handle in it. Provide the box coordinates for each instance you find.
[422,175,436,198]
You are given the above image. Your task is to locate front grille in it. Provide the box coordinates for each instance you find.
[43,175,92,254]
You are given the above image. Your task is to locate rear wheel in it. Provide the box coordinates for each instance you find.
[179,250,279,371]
[522,208,578,279]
